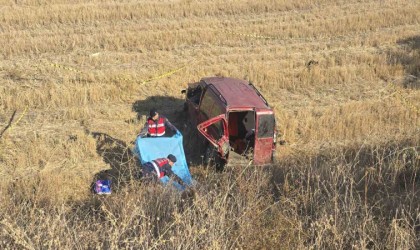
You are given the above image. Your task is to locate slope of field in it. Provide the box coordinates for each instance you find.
[0,0,419,248]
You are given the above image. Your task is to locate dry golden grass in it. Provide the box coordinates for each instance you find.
[0,0,419,248]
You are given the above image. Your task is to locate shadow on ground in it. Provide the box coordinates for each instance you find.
[90,132,140,192]
[388,35,420,89]
[132,95,187,127]
[132,95,206,166]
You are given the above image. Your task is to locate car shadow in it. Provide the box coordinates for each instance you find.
[132,95,206,166]
[90,132,141,193]
[389,35,420,89]
[132,95,187,127]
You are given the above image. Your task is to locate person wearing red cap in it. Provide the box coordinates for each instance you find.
[141,154,185,187]
[139,108,179,137]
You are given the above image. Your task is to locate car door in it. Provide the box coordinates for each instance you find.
[254,112,275,165]
[197,114,230,158]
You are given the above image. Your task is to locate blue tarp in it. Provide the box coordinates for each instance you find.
[135,133,193,188]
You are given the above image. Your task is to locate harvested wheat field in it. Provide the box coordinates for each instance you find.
[0,0,419,248]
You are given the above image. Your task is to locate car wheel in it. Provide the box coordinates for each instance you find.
[204,145,225,171]
[204,145,216,167]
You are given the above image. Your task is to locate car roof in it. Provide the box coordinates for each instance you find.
[201,76,270,110]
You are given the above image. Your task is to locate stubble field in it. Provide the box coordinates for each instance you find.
[0,0,419,249]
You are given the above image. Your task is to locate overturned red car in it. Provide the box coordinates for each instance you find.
[182,76,277,166]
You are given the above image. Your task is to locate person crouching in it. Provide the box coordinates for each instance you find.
[141,154,186,187]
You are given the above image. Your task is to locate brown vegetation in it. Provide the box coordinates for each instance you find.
[0,0,419,248]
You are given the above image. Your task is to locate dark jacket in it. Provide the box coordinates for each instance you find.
[141,158,185,187]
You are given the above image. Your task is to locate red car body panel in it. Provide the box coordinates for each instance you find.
[200,77,269,109]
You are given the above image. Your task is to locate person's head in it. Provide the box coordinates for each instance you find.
[167,154,177,166]
[149,108,159,121]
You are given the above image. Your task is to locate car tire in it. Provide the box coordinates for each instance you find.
[204,145,215,167]
[204,145,225,171]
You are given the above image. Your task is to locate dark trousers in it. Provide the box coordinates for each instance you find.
[141,163,159,184]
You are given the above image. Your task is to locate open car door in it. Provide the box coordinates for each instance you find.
[254,112,275,165]
[197,114,230,158]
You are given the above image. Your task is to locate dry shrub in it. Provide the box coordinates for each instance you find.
[0,141,418,249]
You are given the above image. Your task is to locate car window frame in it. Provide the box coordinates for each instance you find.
[257,114,275,138]
[199,86,226,140]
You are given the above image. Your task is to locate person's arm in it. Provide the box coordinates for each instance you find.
[138,122,149,137]
[164,118,178,133]
[162,165,186,187]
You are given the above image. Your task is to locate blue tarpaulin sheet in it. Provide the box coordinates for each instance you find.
[135,133,193,188]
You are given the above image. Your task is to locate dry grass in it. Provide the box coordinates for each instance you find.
[0,0,419,248]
